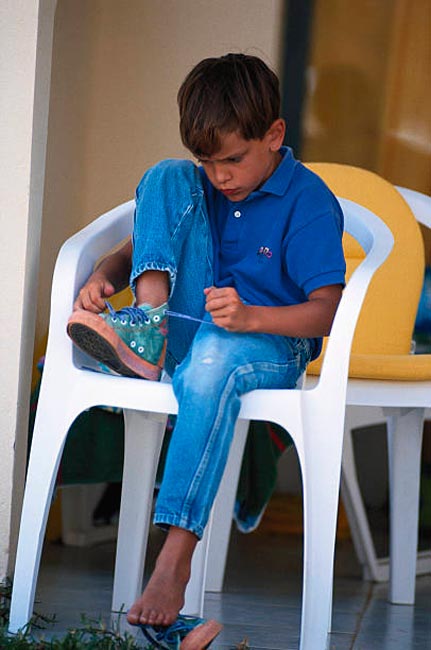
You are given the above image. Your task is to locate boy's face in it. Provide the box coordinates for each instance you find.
[197,119,285,202]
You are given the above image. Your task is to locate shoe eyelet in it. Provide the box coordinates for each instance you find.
[138,346,144,353]
[111,317,117,323]
[130,341,136,348]
[120,319,127,325]
[153,315,161,323]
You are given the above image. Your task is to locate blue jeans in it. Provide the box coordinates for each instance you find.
[131,159,313,538]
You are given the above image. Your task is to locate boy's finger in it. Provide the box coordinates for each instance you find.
[205,286,236,302]
[73,296,84,310]
[103,281,115,297]
[205,295,230,311]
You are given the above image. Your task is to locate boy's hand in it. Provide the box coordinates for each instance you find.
[204,286,251,331]
[73,273,115,313]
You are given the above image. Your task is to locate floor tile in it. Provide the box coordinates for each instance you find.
[28,506,431,650]
[353,580,431,650]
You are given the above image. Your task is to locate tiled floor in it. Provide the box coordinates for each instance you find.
[33,512,431,650]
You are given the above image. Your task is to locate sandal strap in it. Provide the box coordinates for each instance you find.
[140,615,206,650]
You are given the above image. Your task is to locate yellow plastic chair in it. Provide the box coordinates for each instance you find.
[306,167,431,605]
[335,185,431,600]
[205,166,431,607]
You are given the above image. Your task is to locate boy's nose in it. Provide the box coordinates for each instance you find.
[214,164,232,185]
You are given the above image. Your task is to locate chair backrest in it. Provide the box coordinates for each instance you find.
[306,163,425,358]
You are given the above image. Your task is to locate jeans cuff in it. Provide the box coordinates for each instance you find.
[153,512,204,539]
[130,261,177,297]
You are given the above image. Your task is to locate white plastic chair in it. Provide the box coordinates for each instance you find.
[338,186,431,602]
[9,196,392,650]
[205,184,431,607]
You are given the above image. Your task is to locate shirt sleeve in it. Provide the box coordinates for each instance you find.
[284,189,346,297]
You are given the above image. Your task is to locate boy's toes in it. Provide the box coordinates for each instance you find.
[141,609,154,626]
[155,613,166,627]
[127,606,143,625]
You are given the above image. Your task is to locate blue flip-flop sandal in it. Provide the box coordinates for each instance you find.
[138,614,222,650]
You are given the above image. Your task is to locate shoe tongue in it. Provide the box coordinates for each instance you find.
[136,302,153,311]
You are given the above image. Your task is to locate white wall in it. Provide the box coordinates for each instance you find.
[0,0,56,578]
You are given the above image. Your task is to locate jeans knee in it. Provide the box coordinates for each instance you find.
[174,347,231,397]
[137,159,201,200]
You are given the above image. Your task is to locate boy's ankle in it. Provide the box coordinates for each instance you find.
[135,270,169,308]
[137,301,168,311]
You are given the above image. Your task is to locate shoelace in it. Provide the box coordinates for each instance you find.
[166,310,213,325]
[105,302,213,327]
[105,302,150,324]
[105,301,214,325]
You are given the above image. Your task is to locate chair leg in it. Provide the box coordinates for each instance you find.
[341,411,387,581]
[299,434,342,650]
[204,419,249,592]
[9,405,80,633]
[112,410,167,616]
[386,407,424,604]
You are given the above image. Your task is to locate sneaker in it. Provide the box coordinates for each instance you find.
[67,302,168,380]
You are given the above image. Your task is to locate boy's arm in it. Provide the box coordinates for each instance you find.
[204,285,343,337]
[74,238,132,312]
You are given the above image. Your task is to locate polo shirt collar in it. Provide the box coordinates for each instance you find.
[256,146,297,197]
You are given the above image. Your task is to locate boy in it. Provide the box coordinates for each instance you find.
[67,53,345,636]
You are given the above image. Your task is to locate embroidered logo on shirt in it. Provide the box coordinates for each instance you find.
[257,245,273,259]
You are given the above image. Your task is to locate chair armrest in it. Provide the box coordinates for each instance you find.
[317,198,394,393]
[396,186,431,230]
[45,200,134,366]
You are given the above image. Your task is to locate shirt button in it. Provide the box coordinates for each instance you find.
[234,210,241,218]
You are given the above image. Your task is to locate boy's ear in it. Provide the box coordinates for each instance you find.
[267,118,286,151]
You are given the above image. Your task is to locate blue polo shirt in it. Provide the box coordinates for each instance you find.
[199,146,346,359]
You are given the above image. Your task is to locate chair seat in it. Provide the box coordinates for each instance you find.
[308,352,431,381]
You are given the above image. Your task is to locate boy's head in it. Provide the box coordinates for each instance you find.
[178,53,281,158]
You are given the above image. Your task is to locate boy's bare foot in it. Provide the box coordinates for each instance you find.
[127,563,189,627]
[126,526,198,627]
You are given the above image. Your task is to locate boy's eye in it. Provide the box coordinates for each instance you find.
[197,155,242,165]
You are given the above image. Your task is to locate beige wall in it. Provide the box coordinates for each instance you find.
[36,0,284,363]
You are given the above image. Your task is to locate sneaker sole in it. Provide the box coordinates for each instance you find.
[67,311,165,381]
[180,619,223,650]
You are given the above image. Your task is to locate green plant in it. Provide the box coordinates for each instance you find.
[0,581,144,650]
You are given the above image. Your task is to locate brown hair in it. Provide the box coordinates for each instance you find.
[177,53,280,157]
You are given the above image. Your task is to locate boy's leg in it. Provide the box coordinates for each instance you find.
[68,160,213,377]
[134,269,170,310]
[131,159,213,373]
[127,325,313,626]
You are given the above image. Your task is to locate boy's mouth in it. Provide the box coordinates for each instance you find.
[221,188,239,197]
